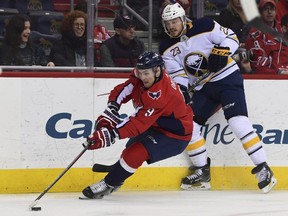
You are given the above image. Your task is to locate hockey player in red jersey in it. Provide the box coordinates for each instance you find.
[80,51,193,199]
[159,2,277,193]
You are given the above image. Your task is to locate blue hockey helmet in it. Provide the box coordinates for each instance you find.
[136,51,165,70]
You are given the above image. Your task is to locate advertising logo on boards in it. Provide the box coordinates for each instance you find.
[45,112,288,145]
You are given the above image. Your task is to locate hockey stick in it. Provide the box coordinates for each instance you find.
[240,0,288,43]
[188,71,215,93]
[29,141,91,211]
[92,163,114,172]
[90,114,128,173]
[97,92,110,97]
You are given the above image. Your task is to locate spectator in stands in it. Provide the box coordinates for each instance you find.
[100,15,145,67]
[245,0,288,74]
[74,0,112,44]
[73,0,111,65]
[0,15,54,66]
[276,0,288,25]
[49,10,100,66]
[218,0,252,73]
[125,0,163,31]
[231,48,254,74]
[218,0,250,47]
[281,13,288,35]
[278,13,288,74]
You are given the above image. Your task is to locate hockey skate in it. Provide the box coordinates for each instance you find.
[80,179,114,199]
[251,162,277,194]
[181,157,211,190]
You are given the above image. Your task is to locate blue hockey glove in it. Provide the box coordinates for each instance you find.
[208,46,230,72]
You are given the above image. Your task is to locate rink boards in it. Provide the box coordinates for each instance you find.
[0,76,288,193]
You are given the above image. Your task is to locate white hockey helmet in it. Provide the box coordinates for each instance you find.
[161,3,187,38]
[162,2,186,21]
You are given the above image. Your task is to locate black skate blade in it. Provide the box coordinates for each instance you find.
[79,195,92,200]
[79,195,105,200]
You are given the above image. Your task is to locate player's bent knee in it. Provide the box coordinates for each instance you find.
[122,142,150,169]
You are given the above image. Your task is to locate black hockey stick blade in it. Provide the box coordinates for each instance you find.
[92,163,114,172]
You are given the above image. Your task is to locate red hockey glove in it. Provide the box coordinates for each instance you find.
[95,102,121,131]
[86,127,117,150]
[208,46,230,72]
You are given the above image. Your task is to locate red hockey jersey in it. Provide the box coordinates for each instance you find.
[245,25,288,74]
[108,69,193,141]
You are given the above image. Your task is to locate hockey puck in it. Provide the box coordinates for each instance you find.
[31,207,42,211]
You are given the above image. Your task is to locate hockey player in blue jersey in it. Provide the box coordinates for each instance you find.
[159,2,276,193]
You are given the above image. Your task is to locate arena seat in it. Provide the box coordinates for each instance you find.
[30,30,61,57]
[0,9,19,42]
[28,10,63,34]
[15,0,55,15]
[0,0,13,8]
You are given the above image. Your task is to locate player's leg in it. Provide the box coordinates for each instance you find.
[181,120,211,190]
[81,129,189,199]
[221,71,276,193]
[81,141,150,199]
[81,130,154,199]
[181,91,220,190]
[228,116,277,193]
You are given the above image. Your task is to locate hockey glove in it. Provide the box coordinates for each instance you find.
[208,46,230,72]
[95,102,121,131]
[178,84,192,105]
[87,127,117,150]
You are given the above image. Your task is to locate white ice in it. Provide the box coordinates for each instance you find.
[1,190,288,216]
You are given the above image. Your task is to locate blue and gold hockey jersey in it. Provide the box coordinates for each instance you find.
[159,17,240,91]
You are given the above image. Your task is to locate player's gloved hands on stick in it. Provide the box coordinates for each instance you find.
[86,127,117,150]
[95,102,121,131]
[208,46,230,72]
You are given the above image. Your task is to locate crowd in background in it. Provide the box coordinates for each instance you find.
[0,0,287,74]
[218,0,288,74]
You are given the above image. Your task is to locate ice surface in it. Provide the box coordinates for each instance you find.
[0,190,288,216]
